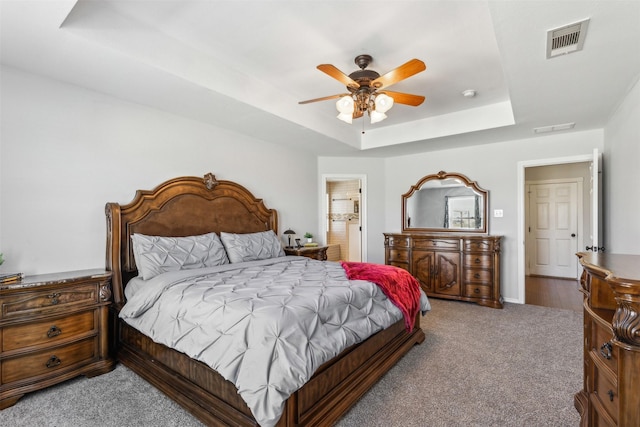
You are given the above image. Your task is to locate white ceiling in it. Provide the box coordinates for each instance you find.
[1,1,639,157]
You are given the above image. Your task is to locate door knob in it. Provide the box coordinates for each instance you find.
[571,233,576,237]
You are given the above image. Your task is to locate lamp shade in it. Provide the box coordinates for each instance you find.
[374,93,394,113]
[370,110,387,124]
[283,229,296,248]
[336,96,354,114]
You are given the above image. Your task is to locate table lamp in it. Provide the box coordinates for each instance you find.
[284,229,296,248]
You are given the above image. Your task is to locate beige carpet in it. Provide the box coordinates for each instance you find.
[0,298,582,426]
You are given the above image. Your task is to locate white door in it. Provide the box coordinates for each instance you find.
[591,148,603,251]
[529,182,579,278]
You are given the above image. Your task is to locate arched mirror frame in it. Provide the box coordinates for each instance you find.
[402,171,488,234]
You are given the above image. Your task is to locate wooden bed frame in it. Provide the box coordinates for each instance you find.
[105,173,425,426]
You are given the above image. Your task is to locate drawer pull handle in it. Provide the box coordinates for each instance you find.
[47,325,62,338]
[600,342,612,360]
[47,292,61,305]
[474,288,480,294]
[474,258,481,264]
[474,273,481,279]
[607,390,614,402]
[46,355,61,368]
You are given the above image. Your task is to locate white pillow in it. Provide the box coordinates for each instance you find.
[219,230,285,263]
[131,232,229,280]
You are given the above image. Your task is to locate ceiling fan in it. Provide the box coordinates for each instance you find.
[299,54,426,124]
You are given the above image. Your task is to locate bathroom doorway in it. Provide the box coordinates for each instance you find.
[321,175,366,262]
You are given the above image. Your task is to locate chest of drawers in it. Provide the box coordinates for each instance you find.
[575,253,640,426]
[384,233,502,308]
[0,269,115,409]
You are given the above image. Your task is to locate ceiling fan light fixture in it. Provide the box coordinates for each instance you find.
[337,112,353,124]
[374,93,394,113]
[336,96,354,114]
[370,110,387,124]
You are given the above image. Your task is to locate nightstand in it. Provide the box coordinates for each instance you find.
[284,246,329,261]
[0,269,115,409]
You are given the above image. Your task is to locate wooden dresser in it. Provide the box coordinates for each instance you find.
[575,253,640,426]
[384,233,502,308]
[0,269,115,409]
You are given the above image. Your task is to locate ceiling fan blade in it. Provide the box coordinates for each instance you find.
[382,91,425,106]
[317,64,360,88]
[371,59,426,89]
[298,94,349,104]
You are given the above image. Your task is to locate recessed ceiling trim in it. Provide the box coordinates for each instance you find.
[547,19,590,58]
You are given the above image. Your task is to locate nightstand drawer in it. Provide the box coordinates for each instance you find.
[2,337,97,384]
[0,284,98,319]
[2,310,95,352]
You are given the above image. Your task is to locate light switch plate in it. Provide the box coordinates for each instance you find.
[494,209,504,218]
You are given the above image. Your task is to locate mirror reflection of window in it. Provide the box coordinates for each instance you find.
[446,196,481,229]
[402,171,488,233]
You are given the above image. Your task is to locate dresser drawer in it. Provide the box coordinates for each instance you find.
[414,238,459,250]
[463,254,492,268]
[387,249,409,263]
[2,310,96,352]
[590,361,618,424]
[463,239,496,252]
[590,319,618,374]
[0,283,98,320]
[386,235,410,248]
[464,284,492,298]
[464,269,492,284]
[2,337,97,384]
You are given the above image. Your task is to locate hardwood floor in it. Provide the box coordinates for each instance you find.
[525,275,583,312]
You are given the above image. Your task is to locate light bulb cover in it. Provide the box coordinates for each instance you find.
[374,93,394,113]
[336,96,354,114]
[337,112,353,124]
[370,110,387,124]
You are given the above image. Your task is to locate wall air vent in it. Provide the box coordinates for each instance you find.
[546,19,590,59]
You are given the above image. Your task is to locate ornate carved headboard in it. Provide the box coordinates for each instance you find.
[105,173,278,306]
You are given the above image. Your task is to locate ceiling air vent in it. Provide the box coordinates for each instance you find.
[546,19,590,59]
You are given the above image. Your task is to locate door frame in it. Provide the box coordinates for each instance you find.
[320,174,367,262]
[517,153,594,304]
[524,178,583,278]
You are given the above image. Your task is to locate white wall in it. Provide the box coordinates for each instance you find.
[604,75,640,254]
[0,66,318,274]
[321,130,604,303]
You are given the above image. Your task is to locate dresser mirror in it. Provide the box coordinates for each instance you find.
[402,171,488,233]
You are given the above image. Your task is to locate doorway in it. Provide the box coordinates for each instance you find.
[517,150,601,304]
[321,175,366,262]
[526,179,582,278]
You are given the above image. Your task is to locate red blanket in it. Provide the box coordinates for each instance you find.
[341,261,421,332]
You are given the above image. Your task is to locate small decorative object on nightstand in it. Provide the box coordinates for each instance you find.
[0,269,115,409]
[283,229,296,249]
[304,232,313,243]
[284,245,328,261]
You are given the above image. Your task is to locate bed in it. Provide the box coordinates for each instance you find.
[105,173,427,426]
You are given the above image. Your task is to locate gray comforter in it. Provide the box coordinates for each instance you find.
[120,256,430,426]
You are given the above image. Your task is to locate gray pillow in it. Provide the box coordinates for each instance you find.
[131,232,229,280]
[219,230,285,263]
